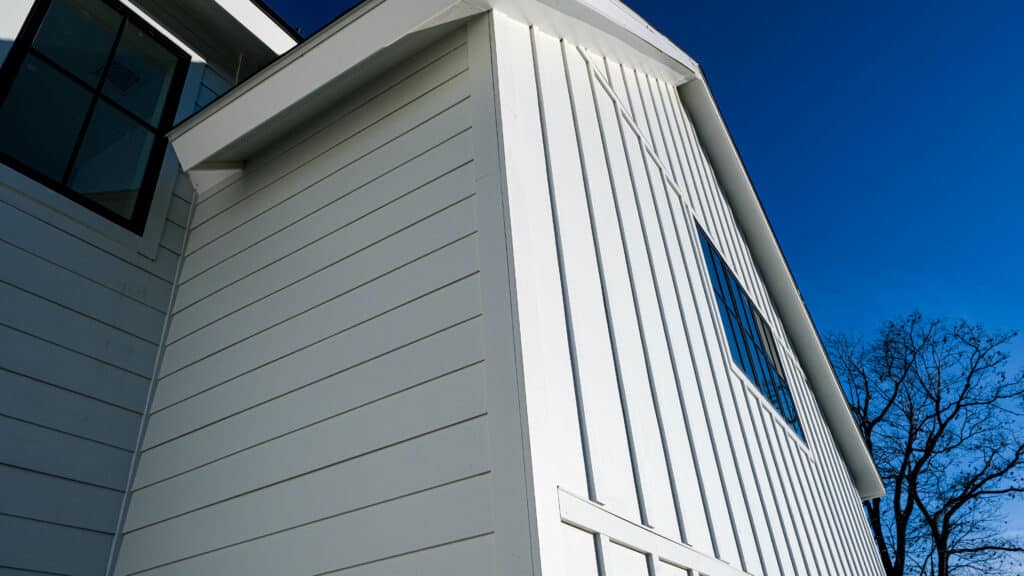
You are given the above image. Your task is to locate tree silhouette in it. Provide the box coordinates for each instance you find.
[828,313,1024,576]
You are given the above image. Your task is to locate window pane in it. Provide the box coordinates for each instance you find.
[0,54,92,182]
[68,100,155,218]
[32,0,122,87]
[102,21,178,125]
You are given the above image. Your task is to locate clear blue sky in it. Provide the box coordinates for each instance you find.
[267,0,1023,348]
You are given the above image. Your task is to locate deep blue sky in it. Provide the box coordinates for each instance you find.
[266,0,1024,346]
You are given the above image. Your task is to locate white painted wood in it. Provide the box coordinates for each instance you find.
[0,370,141,450]
[187,38,468,234]
[602,539,651,574]
[585,55,716,556]
[0,282,156,377]
[624,100,752,569]
[157,236,478,407]
[467,15,539,576]
[0,324,149,412]
[0,415,131,490]
[499,21,885,576]
[166,159,474,346]
[0,199,172,310]
[490,13,588,576]
[563,36,678,541]
[174,102,473,310]
[0,464,123,534]
[562,524,601,576]
[128,341,486,529]
[670,219,776,576]
[118,417,489,574]
[0,515,112,576]
[116,28,499,576]
[559,489,747,576]
[46,7,890,576]
[125,476,494,576]
[534,26,640,523]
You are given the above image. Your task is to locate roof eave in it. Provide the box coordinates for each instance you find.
[679,73,886,501]
[168,0,700,171]
[165,0,885,500]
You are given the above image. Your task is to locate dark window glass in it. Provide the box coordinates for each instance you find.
[68,100,155,218]
[0,55,91,180]
[31,0,121,87]
[0,0,188,232]
[698,227,804,439]
[103,21,178,125]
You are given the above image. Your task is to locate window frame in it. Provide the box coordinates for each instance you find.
[697,225,806,440]
[0,0,190,234]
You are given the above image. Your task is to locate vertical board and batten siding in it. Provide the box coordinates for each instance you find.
[0,7,200,575]
[112,28,501,576]
[491,12,883,576]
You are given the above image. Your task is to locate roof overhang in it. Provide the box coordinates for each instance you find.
[131,0,297,79]
[167,0,885,500]
[168,0,699,171]
[680,76,886,500]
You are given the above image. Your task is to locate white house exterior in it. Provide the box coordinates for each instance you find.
[0,1,886,575]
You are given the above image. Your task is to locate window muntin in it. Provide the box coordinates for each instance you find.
[698,227,804,439]
[0,0,188,232]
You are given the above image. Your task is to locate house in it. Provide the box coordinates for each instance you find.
[0,1,887,575]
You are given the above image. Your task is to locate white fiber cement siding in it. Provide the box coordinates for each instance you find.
[0,5,214,574]
[492,12,884,576]
[113,27,514,576]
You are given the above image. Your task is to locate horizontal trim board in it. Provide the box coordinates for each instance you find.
[559,488,746,576]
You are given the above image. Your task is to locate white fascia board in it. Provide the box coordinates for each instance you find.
[216,0,297,54]
[169,0,700,171]
[169,0,473,170]
[679,75,886,501]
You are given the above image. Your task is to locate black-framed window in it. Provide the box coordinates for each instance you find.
[0,0,189,233]
[698,227,805,439]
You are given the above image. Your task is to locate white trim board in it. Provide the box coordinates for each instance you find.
[167,0,884,502]
[168,0,699,172]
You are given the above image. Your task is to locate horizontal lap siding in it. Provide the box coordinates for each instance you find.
[114,30,494,576]
[496,15,881,576]
[0,86,190,576]
[0,206,180,575]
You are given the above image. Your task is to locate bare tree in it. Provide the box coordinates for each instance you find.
[828,313,1024,576]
